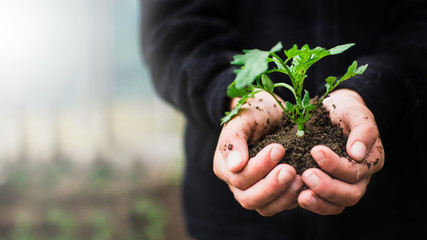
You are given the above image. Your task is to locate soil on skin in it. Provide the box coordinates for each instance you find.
[249,103,350,175]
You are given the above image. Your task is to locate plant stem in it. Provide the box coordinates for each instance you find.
[296,123,305,136]
[267,92,295,122]
[270,53,297,87]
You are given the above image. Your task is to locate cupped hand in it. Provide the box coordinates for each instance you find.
[298,89,385,215]
[213,92,304,216]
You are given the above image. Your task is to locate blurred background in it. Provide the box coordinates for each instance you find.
[0,0,188,239]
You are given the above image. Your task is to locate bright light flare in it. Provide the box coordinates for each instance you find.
[0,0,54,100]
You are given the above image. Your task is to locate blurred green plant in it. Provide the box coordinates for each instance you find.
[46,208,75,240]
[0,159,186,240]
[132,198,167,240]
[11,214,37,240]
[7,163,32,192]
[89,211,113,240]
[89,159,115,187]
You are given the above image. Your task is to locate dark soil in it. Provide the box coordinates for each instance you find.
[249,103,350,175]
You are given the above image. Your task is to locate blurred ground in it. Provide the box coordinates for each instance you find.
[0,159,190,240]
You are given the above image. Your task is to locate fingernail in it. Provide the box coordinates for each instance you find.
[303,172,319,188]
[302,193,317,208]
[289,179,303,192]
[351,141,367,161]
[226,150,243,171]
[278,167,293,185]
[312,149,326,164]
[270,146,284,162]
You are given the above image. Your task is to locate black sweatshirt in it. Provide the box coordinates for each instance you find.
[141,0,427,239]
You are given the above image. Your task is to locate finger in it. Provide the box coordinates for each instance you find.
[298,189,345,215]
[256,175,304,216]
[230,164,296,210]
[302,168,369,207]
[235,144,285,190]
[217,119,252,173]
[219,144,285,190]
[217,93,283,173]
[311,143,383,184]
[343,107,379,162]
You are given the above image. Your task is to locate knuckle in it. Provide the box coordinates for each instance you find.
[236,195,256,210]
[364,122,377,134]
[323,155,339,173]
[228,177,247,190]
[319,182,335,200]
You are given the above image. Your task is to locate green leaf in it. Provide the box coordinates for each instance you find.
[325,83,332,92]
[271,57,285,70]
[302,90,311,108]
[232,49,270,88]
[348,61,358,73]
[270,42,283,53]
[226,83,254,98]
[356,64,368,74]
[231,54,247,66]
[220,95,250,125]
[324,76,337,92]
[341,61,358,81]
[284,44,299,59]
[325,76,337,86]
[221,109,237,125]
[329,43,355,55]
[231,42,283,89]
[261,74,274,93]
[305,104,316,112]
[285,101,294,114]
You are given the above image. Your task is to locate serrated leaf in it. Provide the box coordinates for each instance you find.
[231,49,271,89]
[231,54,247,65]
[272,57,285,70]
[233,68,242,75]
[284,44,299,59]
[270,42,283,53]
[230,42,284,90]
[305,104,316,112]
[285,101,294,112]
[329,43,355,55]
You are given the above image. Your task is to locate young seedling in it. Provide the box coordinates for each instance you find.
[221,42,367,136]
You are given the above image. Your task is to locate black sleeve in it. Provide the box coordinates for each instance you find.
[338,0,427,132]
[141,0,239,129]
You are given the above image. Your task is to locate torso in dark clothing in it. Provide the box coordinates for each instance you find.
[142,0,427,239]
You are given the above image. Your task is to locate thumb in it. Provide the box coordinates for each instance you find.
[346,110,378,162]
[218,118,251,173]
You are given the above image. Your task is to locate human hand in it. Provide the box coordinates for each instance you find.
[213,92,304,216]
[298,89,385,215]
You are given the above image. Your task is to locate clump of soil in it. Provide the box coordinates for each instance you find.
[249,103,350,175]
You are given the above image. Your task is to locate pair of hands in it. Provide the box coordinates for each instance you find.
[213,89,384,216]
